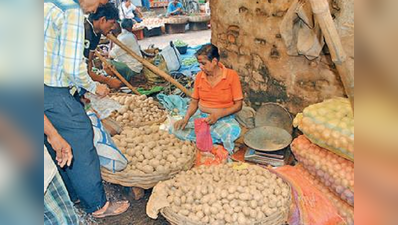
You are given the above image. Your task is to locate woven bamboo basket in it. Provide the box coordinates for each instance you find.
[158,167,292,225]
[101,150,196,189]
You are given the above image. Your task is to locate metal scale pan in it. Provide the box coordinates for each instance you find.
[244,126,292,152]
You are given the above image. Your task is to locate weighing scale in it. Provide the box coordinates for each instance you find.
[242,103,294,167]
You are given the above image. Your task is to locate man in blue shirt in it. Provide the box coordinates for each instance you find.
[167,0,184,16]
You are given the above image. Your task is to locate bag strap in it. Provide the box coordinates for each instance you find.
[169,41,182,71]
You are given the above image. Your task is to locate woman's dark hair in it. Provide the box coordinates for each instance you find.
[89,3,119,21]
[121,18,134,30]
[195,44,220,61]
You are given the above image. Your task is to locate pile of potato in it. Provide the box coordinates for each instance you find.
[112,125,196,175]
[293,97,354,161]
[164,163,290,225]
[110,94,166,126]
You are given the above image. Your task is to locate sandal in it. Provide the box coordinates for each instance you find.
[92,201,130,218]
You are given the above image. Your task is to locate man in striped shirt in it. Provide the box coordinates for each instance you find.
[44,0,130,220]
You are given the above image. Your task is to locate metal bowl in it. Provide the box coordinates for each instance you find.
[244,126,292,152]
[255,103,293,134]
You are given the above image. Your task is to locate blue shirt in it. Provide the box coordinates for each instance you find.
[167,2,183,15]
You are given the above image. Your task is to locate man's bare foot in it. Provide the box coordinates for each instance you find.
[92,201,130,218]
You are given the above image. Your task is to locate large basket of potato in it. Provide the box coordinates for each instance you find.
[147,163,291,225]
[101,125,197,189]
[188,14,211,23]
[109,94,167,128]
[165,16,189,24]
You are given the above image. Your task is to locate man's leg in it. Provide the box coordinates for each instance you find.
[44,86,107,213]
[44,173,80,225]
[142,0,151,10]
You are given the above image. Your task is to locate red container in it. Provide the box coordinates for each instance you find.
[132,28,144,40]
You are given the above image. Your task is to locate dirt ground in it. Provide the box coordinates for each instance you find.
[78,182,169,225]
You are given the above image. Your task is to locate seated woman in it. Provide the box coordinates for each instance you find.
[173,44,243,154]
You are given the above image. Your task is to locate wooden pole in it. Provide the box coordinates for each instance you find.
[308,0,354,111]
[107,33,192,97]
[95,51,141,95]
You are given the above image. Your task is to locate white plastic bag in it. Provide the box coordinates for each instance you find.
[85,92,122,120]
[87,111,128,172]
[160,42,182,72]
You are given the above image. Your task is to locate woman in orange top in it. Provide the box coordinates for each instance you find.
[173,44,243,153]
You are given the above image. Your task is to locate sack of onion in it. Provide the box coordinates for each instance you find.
[293,97,354,161]
[295,165,354,225]
[291,135,354,206]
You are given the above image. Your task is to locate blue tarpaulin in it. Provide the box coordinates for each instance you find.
[178,44,209,77]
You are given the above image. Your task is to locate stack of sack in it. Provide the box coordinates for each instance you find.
[290,97,354,224]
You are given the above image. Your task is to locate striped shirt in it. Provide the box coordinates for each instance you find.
[44,0,97,93]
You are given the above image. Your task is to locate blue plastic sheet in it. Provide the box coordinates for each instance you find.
[178,44,209,77]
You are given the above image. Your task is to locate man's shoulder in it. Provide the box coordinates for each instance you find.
[44,0,80,11]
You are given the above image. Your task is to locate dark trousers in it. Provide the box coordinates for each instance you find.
[44,85,106,213]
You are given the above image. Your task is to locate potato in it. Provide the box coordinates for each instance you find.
[115,115,123,122]
[228,186,236,194]
[142,165,154,174]
[173,196,181,206]
[249,200,258,209]
[220,190,228,199]
[166,155,176,162]
[147,141,156,149]
[201,204,210,215]
[119,141,127,148]
[225,214,233,223]
[150,159,160,168]
[137,155,144,162]
[242,207,250,217]
[239,193,251,201]
[237,213,247,224]
[209,206,218,215]
[179,209,189,216]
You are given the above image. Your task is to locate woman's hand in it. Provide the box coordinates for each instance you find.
[205,112,221,125]
[174,118,189,130]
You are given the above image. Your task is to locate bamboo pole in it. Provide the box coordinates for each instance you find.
[308,0,354,111]
[95,51,141,95]
[107,33,192,97]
